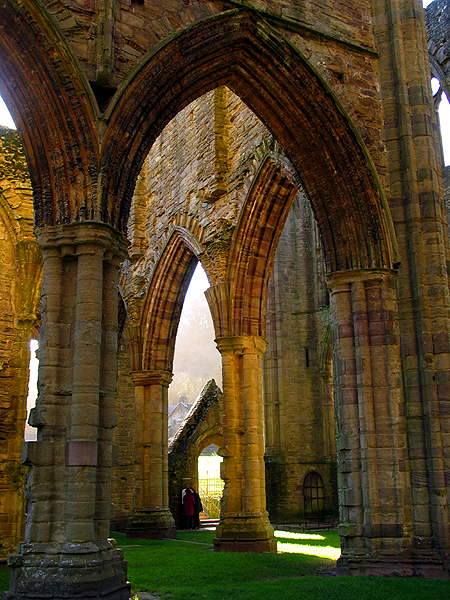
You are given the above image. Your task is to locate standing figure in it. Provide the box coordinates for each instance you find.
[191,488,203,529]
[183,488,195,529]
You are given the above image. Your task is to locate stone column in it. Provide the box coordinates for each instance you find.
[126,370,176,539]
[372,0,450,577]
[5,222,130,600]
[328,268,449,577]
[214,335,276,553]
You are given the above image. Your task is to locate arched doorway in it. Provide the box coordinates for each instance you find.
[303,472,325,519]
[198,443,224,521]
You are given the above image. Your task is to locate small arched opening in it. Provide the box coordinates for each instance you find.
[198,442,224,522]
[303,471,325,519]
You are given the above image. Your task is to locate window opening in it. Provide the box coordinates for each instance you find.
[25,339,38,441]
[169,262,221,439]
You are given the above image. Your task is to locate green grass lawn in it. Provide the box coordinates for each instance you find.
[1,530,450,600]
[118,530,450,600]
[0,568,9,594]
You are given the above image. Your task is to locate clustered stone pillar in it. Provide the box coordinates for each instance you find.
[214,335,276,552]
[5,222,130,600]
[328,268,448,577]
[126,370,176,538]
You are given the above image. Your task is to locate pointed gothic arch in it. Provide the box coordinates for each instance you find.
[139,228,200,373]
[102,9,396,273]
[227,154,298,338]
[0,0,99,225]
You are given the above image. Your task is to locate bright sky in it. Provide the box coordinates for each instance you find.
[0,96,15,128]
[183,262,210,305]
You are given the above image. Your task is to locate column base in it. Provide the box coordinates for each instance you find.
[3,541,130,600]
[214,514,277,553]
[126,508,176,539]
[337,549,450,579]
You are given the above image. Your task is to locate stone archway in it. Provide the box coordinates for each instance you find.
[0,1,448,597]
[98,22,401,561]
[122,229,199,539]
[102,11,394,274]
[168,381,223,529]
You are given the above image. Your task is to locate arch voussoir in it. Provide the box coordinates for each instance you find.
[102,9,394,274]
[0,0,99,226]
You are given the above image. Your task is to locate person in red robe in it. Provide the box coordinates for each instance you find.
[183,488,195,529]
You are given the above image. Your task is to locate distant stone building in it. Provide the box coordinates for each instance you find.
[168,397,193,442]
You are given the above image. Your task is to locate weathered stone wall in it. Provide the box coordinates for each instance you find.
[120,87,270,322]
[443,166,450,216]
[264,191,337,521]
[0,127,41,560]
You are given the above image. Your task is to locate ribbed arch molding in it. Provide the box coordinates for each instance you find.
[140,229,198,372]
[0,0,99,226]
[227,155,298,338]
[102,9,395,273]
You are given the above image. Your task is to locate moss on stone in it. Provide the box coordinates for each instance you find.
[0,128,29,183]
[4,461,28,493]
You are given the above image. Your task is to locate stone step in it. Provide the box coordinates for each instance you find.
[199,518,219,528]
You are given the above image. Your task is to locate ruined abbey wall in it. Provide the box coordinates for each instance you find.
[264,192,337,521]
[0,128,41,560]
[0,0,449,591]
[117,87,337,525]
[120,87,271,320]
[0,96,337,551]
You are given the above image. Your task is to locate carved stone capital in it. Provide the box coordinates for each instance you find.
[215,335,268,357]
[35,221,128,265]
[326,267,395,293]
[131,369,173,388]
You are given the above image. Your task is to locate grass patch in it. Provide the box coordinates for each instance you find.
[1,531,450,599]
[119,530,450,600]
[124,533,331,594]
[0,567,10,594]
